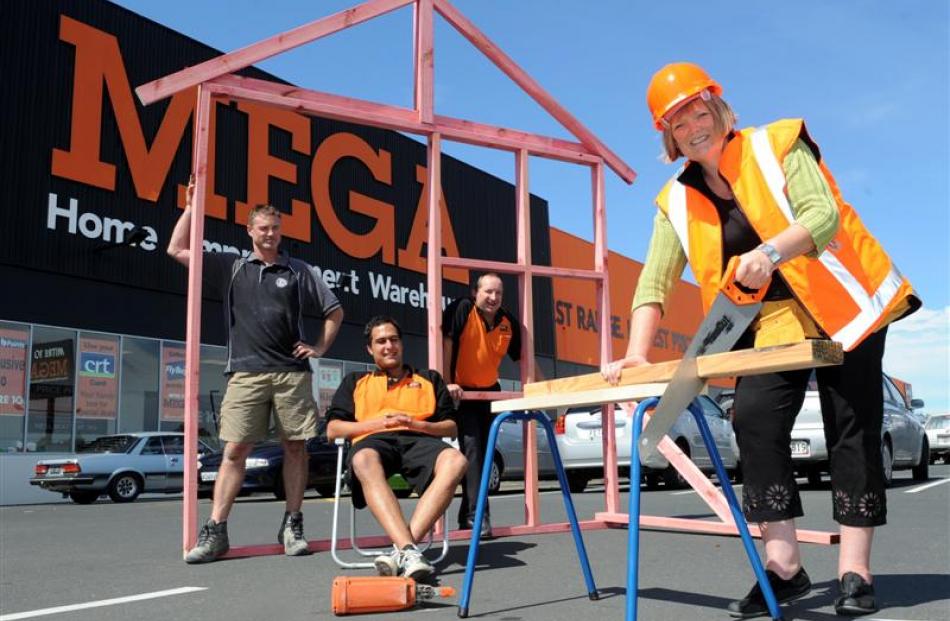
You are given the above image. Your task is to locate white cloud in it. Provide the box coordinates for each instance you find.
[883,305,950,414]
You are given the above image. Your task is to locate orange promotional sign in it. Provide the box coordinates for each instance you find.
[550,228,704,367]
[76,335,119,419]
[0,328,29,416]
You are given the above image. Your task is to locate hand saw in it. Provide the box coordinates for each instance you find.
[638,256,768,459]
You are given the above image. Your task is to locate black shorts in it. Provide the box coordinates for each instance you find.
[347,432,454,509]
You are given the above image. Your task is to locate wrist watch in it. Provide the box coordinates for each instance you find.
[756,243,782,266]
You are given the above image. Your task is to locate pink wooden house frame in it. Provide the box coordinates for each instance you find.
[138,0,834,559]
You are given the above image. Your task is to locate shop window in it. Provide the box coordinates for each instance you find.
[75,332,120,450]
[0,321,30,452]
[159,343,227,450]
[27,326,76,452]
[119,337,159,434]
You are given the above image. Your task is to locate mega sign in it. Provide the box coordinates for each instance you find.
[50,15,469,284]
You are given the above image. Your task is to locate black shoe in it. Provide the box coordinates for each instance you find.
[461,516,493,539]
[835,572,877,616]
[727,568,811,619]
[277,511,310,556]
[185,519,230,564]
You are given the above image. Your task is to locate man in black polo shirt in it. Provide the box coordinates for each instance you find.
[168,178,343,563]
[442,272,521,537]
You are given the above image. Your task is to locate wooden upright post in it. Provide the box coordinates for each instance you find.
[182,86,212,556]
[426,132,443,371]
[592,161,619,513]
[515,149,540,526]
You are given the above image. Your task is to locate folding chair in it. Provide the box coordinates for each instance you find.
[330,438,449,569]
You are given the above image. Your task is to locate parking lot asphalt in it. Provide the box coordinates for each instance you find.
[2,467,949,621]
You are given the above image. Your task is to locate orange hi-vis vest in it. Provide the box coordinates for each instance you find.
[655,119,918,351]
[455,306,514,388]
[352,370,437,443]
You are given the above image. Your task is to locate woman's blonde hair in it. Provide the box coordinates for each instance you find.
[659,92,737,163]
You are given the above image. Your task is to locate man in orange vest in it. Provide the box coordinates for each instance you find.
[604,63,920,618]
[442,273,522,537]
[327,316,467,581]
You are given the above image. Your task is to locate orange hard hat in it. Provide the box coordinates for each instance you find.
[646,62,723,130]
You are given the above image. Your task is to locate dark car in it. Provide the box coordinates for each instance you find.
[197,436,342,500]
[31,432,215,504]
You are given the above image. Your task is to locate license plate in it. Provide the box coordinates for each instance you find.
[790,440,810,457]
[47,467,62,476]
[200,471,217,482]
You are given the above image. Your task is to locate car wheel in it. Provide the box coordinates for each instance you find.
[806,470,822,487]
[486,456,502,495]
[566,471,589,493]
[881,440,894,487]
[661,441,690,489]
[69,490,99,504]
[912,440,930,481]
[108,473,142,503]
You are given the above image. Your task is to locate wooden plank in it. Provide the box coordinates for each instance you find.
[433,0,636,184]
[136,0,415,105]
[182,86,212,557]
[425,133,442,371]
[595,513,840,545]
[490,382,670,413]
[440,255,607,282]
[524,340,843,397]
[203,75,602,165]
[413,0,434,123]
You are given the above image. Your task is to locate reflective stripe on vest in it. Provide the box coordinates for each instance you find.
[749,127,906,348]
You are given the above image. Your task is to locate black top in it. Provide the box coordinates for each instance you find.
[678,163,793,301]
[203,252,341,373]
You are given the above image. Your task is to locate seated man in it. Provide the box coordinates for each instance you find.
[327,316,467,580]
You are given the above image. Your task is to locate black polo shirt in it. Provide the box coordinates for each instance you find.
[203,251,340,373]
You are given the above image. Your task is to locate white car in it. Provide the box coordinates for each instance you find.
[924,414,950,464]
[553,395,740,492]
[790,374,929,485]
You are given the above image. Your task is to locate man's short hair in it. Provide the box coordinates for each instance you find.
[364,316,402,345]
[247,204,281,226]
[473,272,503,292]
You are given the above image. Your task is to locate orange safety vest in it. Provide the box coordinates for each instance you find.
[454,306,515,388]
[352,370,438,443]
[655,119,919,351]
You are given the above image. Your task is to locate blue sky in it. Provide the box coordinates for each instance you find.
[112,0,949,412]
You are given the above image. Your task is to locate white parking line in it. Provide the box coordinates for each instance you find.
[903,477,950,494]
[0,587,206,620]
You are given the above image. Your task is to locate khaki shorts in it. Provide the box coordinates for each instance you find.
[218,371,317,443]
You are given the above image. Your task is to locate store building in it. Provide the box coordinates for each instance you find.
[1,1,702,503]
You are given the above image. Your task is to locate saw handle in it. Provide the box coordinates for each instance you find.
[721,255,769,305]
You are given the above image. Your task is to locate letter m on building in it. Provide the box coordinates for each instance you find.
[51,15,194,201]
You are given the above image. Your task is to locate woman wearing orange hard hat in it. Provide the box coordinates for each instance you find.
[604,62,920,618]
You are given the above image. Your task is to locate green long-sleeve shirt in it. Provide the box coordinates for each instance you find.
[632,139,840,314]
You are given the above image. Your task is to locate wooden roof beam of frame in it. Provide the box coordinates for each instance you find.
[433,0,636,184]
[204,75,602,165]
[524,340,843,397]
[135,0,415,105]
[439,256,606,281]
